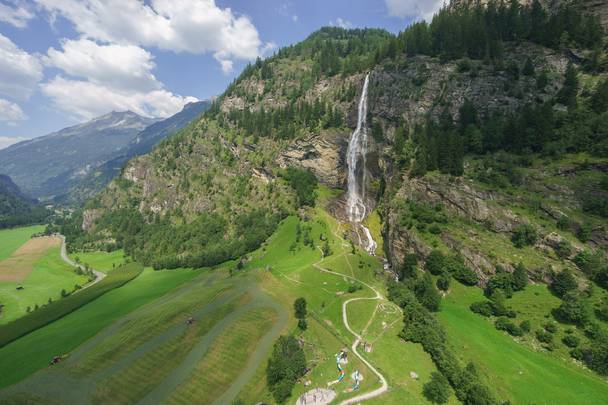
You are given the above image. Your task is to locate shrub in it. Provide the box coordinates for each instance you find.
[596,301,608,321]
[297,318,308,331]
[562,334,580,348]
[436,274,450,292]
[551,270,578,298]
[556,216,571,231]
[348,283,363,293]
[445,255,478,286]
[294,298,307,319]
[554,240,573,259]
[553,292,592,326]
[470,301,494,317]
[520,320,531,333]
[415,273,442,312]
[511,224,538,248]
[536,330,553,343]
[495,317,523,337]
[544,322,558,333]
[426,250,446,275]
[423,371,451,404]
[512,262,528,291]
[429,224,442,235]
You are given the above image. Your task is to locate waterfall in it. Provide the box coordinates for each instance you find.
[346,74,377,255]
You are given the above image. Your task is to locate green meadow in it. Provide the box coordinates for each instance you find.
[70,250,126,273]
[0,267,199,388]
[0,247,88,324]
[1,191,607,404]
[438,282,608,404]
[0,226,45,260]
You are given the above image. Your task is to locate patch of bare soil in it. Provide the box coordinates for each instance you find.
[0,236,61,282]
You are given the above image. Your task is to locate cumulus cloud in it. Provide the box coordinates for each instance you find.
[0,135,27,150]
[385,0,444,21]
[0,1,34,28]
[36,0,269,72]
[41,76,197,121]
[0,98,27,124]
[45,39,161,92]
[0,33,43,101]
[330,17,353,29]
[42,38,197,120]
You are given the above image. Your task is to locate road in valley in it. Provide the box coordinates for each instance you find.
[59,235,106,290]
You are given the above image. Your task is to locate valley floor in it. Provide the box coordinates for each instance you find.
[0,191,607,404]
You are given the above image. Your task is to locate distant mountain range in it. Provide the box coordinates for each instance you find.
[0,101,209,203]
[67,100,210,203]
[0,175,48,229]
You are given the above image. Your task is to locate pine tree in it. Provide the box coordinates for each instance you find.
[523,57,535,76]
[557,62,578,109]
[513,262,528,291]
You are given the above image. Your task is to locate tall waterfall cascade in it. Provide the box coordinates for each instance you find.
[346,74,377,255]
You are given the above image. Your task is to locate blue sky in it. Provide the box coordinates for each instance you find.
[0,0,443,149]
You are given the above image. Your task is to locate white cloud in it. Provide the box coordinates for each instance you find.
[330,18,353,29]
[41,76,197,121]
[292,15,298,22]
[42,38,197,120]
[385,0,444,21]
[0,98,27,124]
[0,33,43,101]
[45,39,160,92]
[0,135,27,150]
[0,1,34,28]
[36,0,269,72]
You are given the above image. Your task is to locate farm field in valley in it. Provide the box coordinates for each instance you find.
[0,227,88,324]
[0,193,607,404]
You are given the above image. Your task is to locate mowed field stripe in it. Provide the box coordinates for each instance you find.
[0,236,62,282]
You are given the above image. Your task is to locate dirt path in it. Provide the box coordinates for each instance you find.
[313,250,390,404]
[59,236,106,290]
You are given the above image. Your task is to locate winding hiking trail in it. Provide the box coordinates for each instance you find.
[59,236,106,290]
[313,220,397,405]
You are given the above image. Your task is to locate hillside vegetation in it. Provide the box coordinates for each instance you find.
[38,0,608,403]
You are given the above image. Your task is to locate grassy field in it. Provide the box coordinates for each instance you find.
[231,191,444,405]
[2,186,606,404]
[0,263,143,347]
[0,267,199,388]
[167,307,277,403]
[69,250,125,273]
[0,246,88,324]
[0,226,44,261]
[438,282,608,404]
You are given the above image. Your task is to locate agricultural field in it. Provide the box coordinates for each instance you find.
[0,191,443,405]
[69,250,126,273]
[0,227,88,324]
[0,225,45,260]
[0,191,607,404]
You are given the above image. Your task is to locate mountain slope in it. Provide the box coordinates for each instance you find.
[0,111,157,200]
[68,1,608,402]
[0,175,48,228]
[65,101,210,203]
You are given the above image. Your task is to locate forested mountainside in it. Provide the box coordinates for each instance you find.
[0,175,48,229]
[0,111,157,200]
[65,0,608,394]
[64,101,210,204]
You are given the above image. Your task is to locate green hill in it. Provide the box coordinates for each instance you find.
[6,1,608,403]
